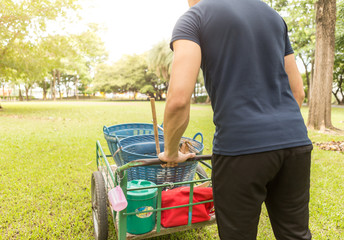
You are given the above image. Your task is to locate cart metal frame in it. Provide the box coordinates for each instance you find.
[93,140,215,240]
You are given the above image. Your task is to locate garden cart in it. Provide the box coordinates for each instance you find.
[92,140,215,240]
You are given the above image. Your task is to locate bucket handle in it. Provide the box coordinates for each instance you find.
[103,125,110,134]
[193,132,203,144]
[115,136,122,149]
[104,125,122,148]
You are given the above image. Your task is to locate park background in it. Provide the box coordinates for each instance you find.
[0,0,343,106]
[1,0,344,239]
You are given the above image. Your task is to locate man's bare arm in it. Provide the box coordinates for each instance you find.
[284,54,305,108]
[158,39,201,166]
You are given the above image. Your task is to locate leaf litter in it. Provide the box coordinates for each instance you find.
[314,141,344,152]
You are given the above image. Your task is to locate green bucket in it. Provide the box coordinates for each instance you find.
[127,180,157,234]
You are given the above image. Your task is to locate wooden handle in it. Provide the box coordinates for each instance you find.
[150,98,160,155]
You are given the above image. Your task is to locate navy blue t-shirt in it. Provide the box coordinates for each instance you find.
[171,0,311,155]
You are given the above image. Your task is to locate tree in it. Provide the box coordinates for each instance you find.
[93,54,158,98]
[39,25,107,100]
[92,53,161,99]
[67,26,108,99]
[17,42,50,100]
[308,0,337,130]
[0,67,15,108]
[41,35,73,100]
[93,63,119,93]
[37,77,51,100]
[147,40,173,94]
[263,0,288,11]
[284,0,316,103]
[0,0,78,69]
[0,0,79,102]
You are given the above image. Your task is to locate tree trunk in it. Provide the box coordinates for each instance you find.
[333,89,340,104]
[43,80,47,100]
[193,87,197,103]
[307,0,336,131]
[206,96,211,104]
[57,70,62,100]
[52,69,56,101]
[25,85,29,101]
[19,88,23,101]
[11,85,16,101]
[333,75,344,105]
[299,55,310,104]
[75,75,79,100]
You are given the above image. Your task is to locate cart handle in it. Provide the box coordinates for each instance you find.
[116,154,212,173]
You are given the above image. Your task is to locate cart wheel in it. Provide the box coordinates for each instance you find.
[196,164,208,179]
[91,171,108,240]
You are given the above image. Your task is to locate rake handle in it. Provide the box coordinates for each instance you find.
[150,98,160,155]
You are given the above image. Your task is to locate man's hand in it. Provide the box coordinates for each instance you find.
[159,151,196,168]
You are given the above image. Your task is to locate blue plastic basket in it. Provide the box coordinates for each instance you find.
[103,123,204,184]
[109,133,204,185]
[103,123,164,165]
[103,123,163,140]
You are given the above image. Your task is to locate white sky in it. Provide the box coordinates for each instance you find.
[57,0,305,72]
[79,0,189,62]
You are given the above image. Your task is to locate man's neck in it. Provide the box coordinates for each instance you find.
[188,0,200,7]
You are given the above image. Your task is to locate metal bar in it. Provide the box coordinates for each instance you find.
[96,143,100,168]
[118,171,128,240]
[96,141,116,184]
[156,187,162,233]
[122,200,213,216]
[188,183,194,226]
[199,160,212,170]
[116,155,212,172]
[126,178,211,191]
[106,168,113,190]
[157,124,164,132]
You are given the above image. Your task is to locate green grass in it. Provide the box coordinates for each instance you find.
[0,101,343,240]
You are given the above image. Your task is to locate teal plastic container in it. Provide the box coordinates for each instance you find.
[127,180,157,234]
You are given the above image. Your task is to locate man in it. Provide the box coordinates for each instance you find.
[158,0,313,239]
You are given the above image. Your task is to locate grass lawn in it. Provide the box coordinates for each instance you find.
[0,101,343,240]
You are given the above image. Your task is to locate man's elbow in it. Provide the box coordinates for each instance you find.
[300,90,305,102]
[294,89,305,106]
[166,95,190,112]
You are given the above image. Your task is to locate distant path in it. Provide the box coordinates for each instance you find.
[3,101,344,108]
[2,100,143,106]
[53,101,140,106]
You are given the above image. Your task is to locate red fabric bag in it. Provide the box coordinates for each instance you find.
[161,187,214,228]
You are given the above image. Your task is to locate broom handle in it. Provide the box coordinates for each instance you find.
[150,98,160,155]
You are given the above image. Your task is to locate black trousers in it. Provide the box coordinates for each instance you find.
[211,145,313,240]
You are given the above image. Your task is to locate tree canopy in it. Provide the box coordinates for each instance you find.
[0,0,343,109]
[0,0,107,101]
